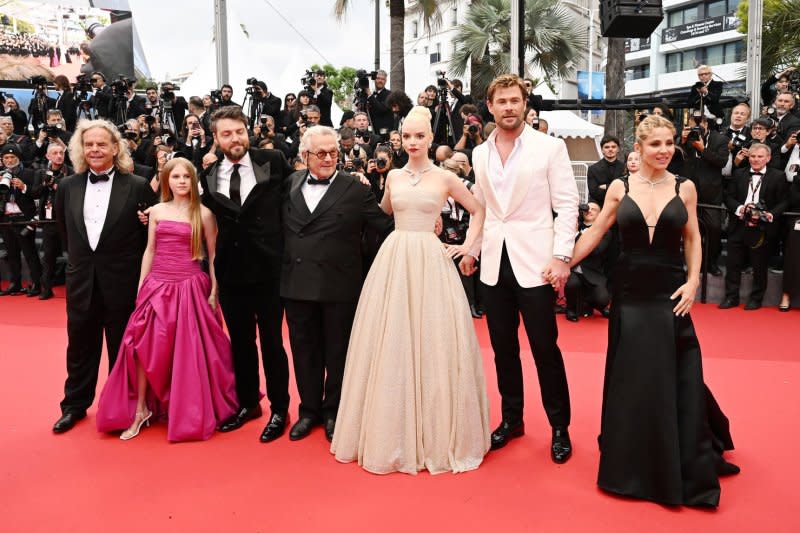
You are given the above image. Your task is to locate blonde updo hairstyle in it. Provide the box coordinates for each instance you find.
[635,115,677,144]
[401,106,433,136]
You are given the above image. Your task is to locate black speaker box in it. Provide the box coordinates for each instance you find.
[600,0,664,38]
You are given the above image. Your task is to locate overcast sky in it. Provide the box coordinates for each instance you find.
[130,0,387,98]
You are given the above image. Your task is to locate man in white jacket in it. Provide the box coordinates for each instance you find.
[461,74,579,463]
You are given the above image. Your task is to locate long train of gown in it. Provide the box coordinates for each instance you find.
[331,177,490,474]
[598,178,736,507]
[96,220,238,442]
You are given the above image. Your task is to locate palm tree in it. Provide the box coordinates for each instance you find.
[604,38,626,140]
[448,0,587,99]
[737,0,800,77]
[334,0,449,93]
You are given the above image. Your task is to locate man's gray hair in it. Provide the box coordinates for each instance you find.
[299,125,337,155]
[749,142,772,156]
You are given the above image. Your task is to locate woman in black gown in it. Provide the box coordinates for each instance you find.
[568,115,739,507]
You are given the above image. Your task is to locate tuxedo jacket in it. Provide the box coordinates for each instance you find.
[281,170,392,303]
[724,167,789,240]
[54,170,157,312]
[686,80,723,117]
[682,130,729,203]
[574,228,611,287]
[55,90,78,132]
[777,113,800,142]
[0,166,38,219]
[471,126,579,287]
[315,86,334,127]
[199,147,290,286]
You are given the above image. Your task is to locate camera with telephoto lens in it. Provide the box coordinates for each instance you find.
[436,70,448,89]
[110,76,130,97]
[375,157,388,171]
[209,89,222,107]
[28,75,48,91]
[0,170,12,203]
[245,78,263,95]
[301,70,316,92]
[160,133,176,147]
[355,69,377,91]
[44,124,62,138]
[731,133,751,150]
[20,216,38,238]
[687,110,705,142]
[350,145,364,171]
[743,200,770,227]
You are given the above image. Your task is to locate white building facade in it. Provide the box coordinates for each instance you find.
[624,0,746,98]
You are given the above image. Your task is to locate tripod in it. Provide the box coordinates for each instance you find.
[242,89,261,131]
[160,102,177,135]
[112,94,128,126]
[432,86,456,146]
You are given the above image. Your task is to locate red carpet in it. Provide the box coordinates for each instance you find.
[1,289,799,532]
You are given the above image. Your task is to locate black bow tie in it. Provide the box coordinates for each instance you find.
[307,177,330,186]
[750,171,763,177]
[89,173,110,184]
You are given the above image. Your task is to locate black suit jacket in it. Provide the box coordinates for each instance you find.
[31,164,72,219]
[315,85,334,127]
[55,90,78,132]
[683,130,729,203]
[54,170,157,312]
[725,167,789,240]
[587,159,626,206]
[777,113,800,142]
[367,88,393,137]
[1,166,38,219]
[574,227,611,287]
[281,170,392,303]
[126,95,148,120]
[687,80,724,117]
[199,148,290,286]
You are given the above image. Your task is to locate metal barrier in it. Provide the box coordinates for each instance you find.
[571,162,590,204]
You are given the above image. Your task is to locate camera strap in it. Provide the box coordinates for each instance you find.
[747,175,763,204]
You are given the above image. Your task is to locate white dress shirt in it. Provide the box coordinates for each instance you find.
[216,152,256,203]
[735,168,764,216]
[83,168,115,250]
[486,133,524,212]
[301,171,337,212]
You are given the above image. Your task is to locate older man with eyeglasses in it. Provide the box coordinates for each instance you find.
[281,125,393,442]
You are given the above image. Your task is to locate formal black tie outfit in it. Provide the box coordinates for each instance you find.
[281,170,392,441]
[52,168,157,432]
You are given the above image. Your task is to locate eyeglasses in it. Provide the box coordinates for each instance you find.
[750,126,766,130]
[90,78,100,83]
[308,149,339,160]
[286,97,296,101]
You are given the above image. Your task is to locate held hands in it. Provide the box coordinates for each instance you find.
[670,279,698,316]
[459,255,477,276]
[202,151,218,169]
[542,258,570,292]
[137,206,151,226]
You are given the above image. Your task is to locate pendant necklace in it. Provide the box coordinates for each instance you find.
[637,174,669,191]
[403,165,433,187]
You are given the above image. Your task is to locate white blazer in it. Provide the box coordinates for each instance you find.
[471,126,579,288]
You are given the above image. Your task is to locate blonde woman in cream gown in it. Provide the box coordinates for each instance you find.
[331,106,491,474]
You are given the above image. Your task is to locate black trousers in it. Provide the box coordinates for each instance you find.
[2,220,42,285]
[284,299,357,421]
[725,233,770,303]
[218,281,290,414]
[481,245,571,427]
[40,224,62,291]
[61,275,131,414]
[565,272,610,313]
[698,206,723,268]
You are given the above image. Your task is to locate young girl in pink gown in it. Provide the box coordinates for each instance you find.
[96,158,238,442]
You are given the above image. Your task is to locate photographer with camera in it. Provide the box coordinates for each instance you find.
[386,130,407,168]
[247,80,282,132]
[187,96,211,136]
[686,65,724,118]
[0,144,42,296]
[773,91,800,141]
[364,143,393,202]
[30,142,72,300]
[364,70,392,139]
[289,104,321,149]
[2,96,28,135]
[720,144,789,310]
[0,116,34,164]
[352,111,379,151]
[722,103,753,177]
[338,127,371,175]
[454,113,484,151]
[747,117,785,170]
[178,113,213,170]
[33,110,71,165]
[761,67,796,108]
[89,72,113,119]
[313,70,334,127]
[681,112,729,275]
[251,114,292,159]
[27,75,55,137]
[54,75,78,133]
[564,201,611,322]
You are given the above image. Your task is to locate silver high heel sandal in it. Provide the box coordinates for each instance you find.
[120,410,152,440]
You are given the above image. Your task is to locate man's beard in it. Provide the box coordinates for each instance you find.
[496,114,523,131]
[222,141,249,161]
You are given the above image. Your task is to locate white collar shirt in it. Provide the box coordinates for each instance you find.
[301,171,337,213]
[486,130,524,211]
[745,168,764,205]
[83,167,115,251]
[217,151,256,204]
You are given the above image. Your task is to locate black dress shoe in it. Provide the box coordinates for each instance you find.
[551,426,572,464]
[53,411,86,433]
[218,405,262,432]
[325,418,336,442]
[26,283,41,297]
[718,460,741,476]
[470,304,483,319]
[490,420,525,450]
[38,289,54,300]
[708,265,723,277]
[744,300,762,311]
[565,309,579,322]
[289,417,321,441]
[718,298,739,309]
[600,307,611,318]
[0,284,23,296]
[259,411,289,443]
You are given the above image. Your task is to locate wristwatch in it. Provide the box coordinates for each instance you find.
[553,255,571,263]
